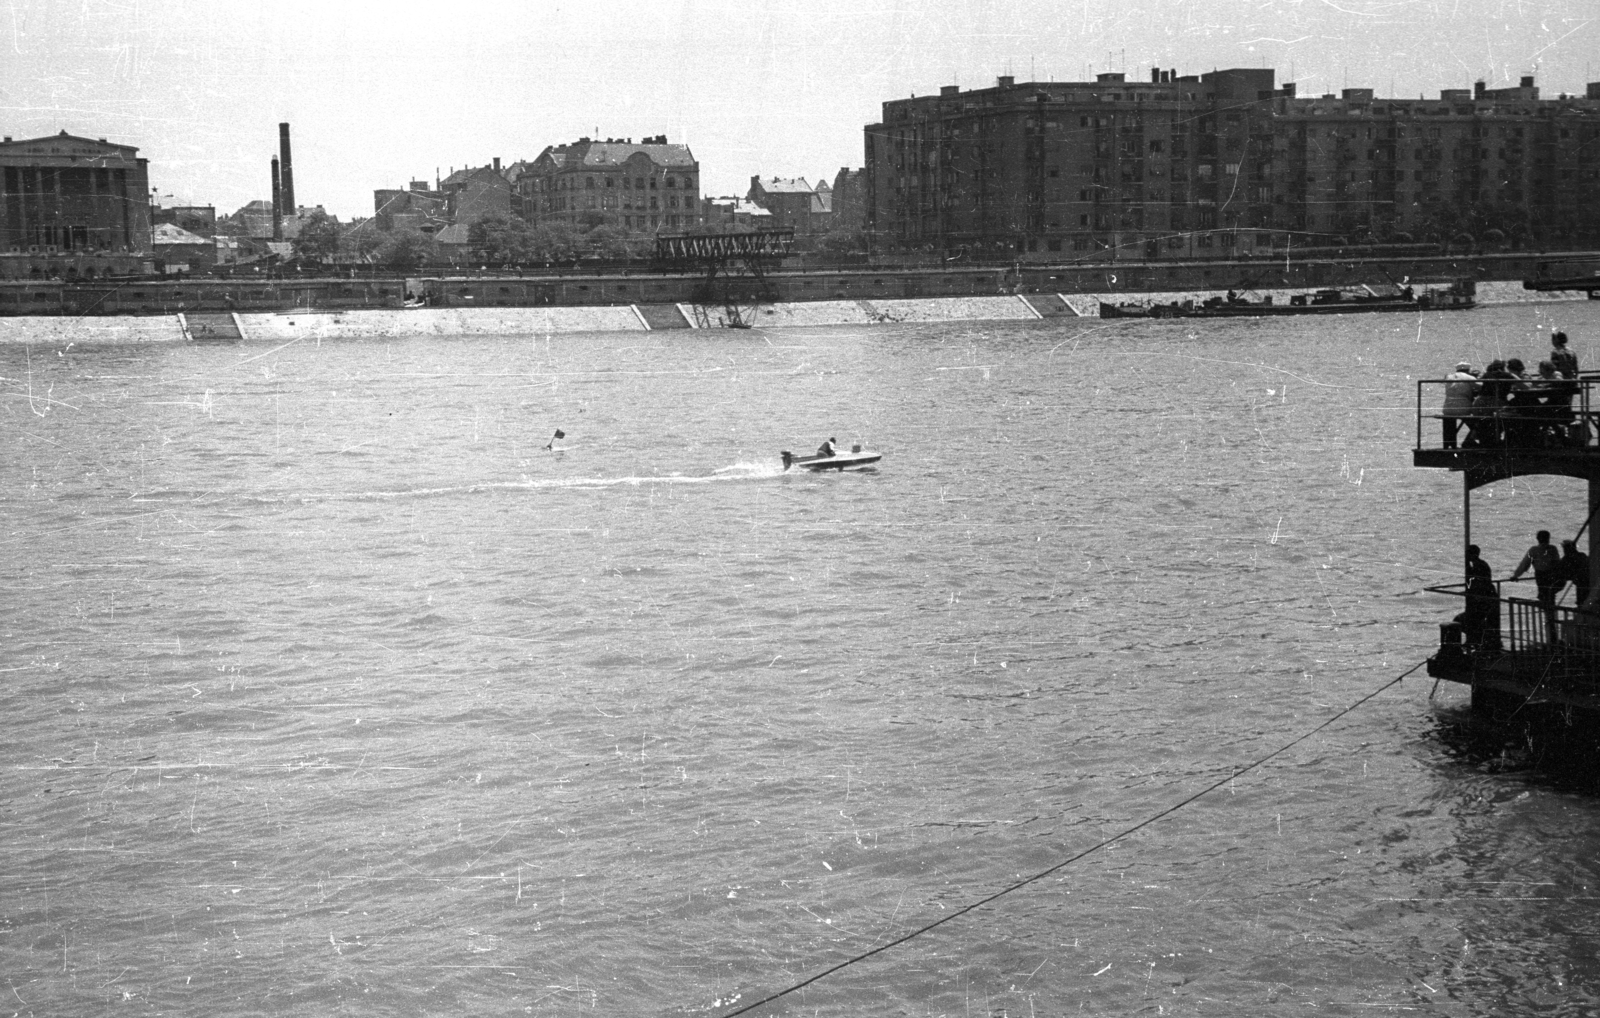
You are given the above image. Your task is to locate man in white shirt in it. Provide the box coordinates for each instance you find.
[1441,362,1479,449]
[1512,529,1564,640]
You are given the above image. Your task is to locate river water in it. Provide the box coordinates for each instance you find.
[5,302,1600,1017]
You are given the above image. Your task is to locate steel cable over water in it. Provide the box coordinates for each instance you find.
[713,661,1428,1017]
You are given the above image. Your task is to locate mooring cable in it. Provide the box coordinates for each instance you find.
[716,660,1427,1017]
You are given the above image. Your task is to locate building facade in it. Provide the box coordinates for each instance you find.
[830,168,866,236]
[373,183,448,234]
[747,176,832,236]
[439,162,513,224]
[152,199,217,237]
[0,131,151,276]
[700,195,774,231]
[519,137,699,233]
[865,70,1600,259]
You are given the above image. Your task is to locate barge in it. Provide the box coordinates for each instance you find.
[1101,280,1476,318]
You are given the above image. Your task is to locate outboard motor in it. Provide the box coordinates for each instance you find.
[780,451,792,471]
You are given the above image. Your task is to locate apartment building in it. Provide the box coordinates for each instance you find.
[519,136,699,233]
[865,70,1600,260]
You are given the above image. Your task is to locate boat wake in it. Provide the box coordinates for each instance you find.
[128,460,796,506]
[712,459,787,479]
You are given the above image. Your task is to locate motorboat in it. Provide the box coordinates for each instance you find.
[781,445,882,471]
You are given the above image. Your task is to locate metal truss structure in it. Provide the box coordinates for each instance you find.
[653,229,795,328]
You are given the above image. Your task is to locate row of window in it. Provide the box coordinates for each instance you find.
[547,195,693,212]
[534,174,696,192]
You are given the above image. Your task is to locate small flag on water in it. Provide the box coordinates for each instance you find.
[545,428,566,450]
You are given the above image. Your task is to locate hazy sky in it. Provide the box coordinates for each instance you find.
[2,0,1595,219]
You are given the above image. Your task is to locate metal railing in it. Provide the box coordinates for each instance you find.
[1415,373,1600,453]
[1429,580,1600,673]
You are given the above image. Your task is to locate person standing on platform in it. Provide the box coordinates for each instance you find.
[1511,530,1564,641]
[1442,362,1480,449]
[1473,359,1514,446]
[1551,331,1578,380]
[1465,543,1491,584]
[1561,539,1592,609]
[1460,544,1500,652]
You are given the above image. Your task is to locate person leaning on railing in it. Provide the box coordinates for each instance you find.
[1502,358,1543,447]
[1458,544,1502,653]
[1530,360,1579,447]
[1467,359,1513,447]
[1561,539,1592,609]
[1441,361,1480,449]
[1512,530,1564,644]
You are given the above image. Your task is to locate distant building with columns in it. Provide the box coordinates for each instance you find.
[0,130,151,278]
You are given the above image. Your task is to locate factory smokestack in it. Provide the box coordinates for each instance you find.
[278,122,296,215]
[271,158,283,241]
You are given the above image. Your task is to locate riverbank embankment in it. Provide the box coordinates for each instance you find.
[0,281,1590,345]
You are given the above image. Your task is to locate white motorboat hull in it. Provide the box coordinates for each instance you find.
[781,449,882,472]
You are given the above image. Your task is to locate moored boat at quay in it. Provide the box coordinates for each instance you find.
[1101,280,1476,319]
[1414,373,1600,764]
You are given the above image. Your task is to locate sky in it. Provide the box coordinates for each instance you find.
[1,0,1595,220]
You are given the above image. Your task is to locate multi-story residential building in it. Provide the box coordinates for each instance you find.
[0,131,151,255]
[865,70,1600,260]
[748,176,831,235]
[519,136,699,233]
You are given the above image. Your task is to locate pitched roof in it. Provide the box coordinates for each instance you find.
[0,131,139,156]
[578,141,696,168]
[758,176,814,193]
[440,165,503,187]
[152,223,211,245]
[433,222,472,244]
[538,140,697,170]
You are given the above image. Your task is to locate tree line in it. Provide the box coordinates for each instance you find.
[283,210,867,270]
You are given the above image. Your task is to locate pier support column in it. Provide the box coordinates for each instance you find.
[1589,477,1600,603]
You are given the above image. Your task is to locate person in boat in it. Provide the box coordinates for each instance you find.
[1441,361,1479,449]
[1551,331,1578,380]
[1561,539,1592,609]
[1512,530,1564,640]
[817,436,840,457]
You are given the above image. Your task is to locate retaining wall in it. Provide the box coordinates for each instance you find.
[0,316,185,345]
[0,284,1591,345]
[234,306,645,341]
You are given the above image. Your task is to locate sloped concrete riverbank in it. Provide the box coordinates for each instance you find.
[0,281,1587,344]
